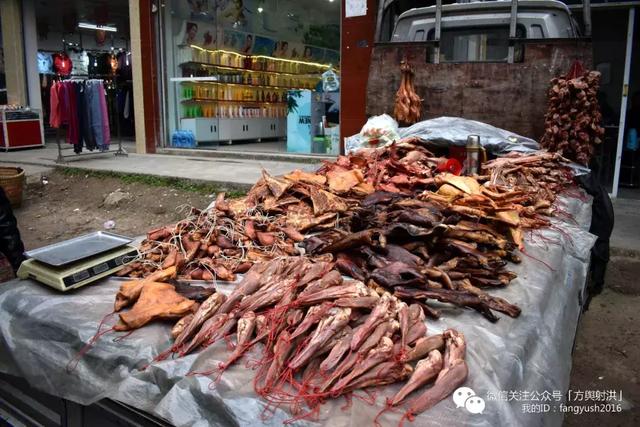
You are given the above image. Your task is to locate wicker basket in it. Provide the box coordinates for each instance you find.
[0,167,25,208]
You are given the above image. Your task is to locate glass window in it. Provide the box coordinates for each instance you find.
[159,0,340,154]
[531,24,545,39]
[428,25,525,62]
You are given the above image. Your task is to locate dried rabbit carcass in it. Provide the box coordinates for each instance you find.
[117,188,303,281]
[145,258,467,423]
[394,60,422,125]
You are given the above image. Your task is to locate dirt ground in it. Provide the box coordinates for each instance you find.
[565,255,640,426]
[15,170,213,250]
[9,171,640,426]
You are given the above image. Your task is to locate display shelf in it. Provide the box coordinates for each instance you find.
[173,45,329,145]
[179,61,319,77]
[181,98,286,105]
[180,84,288,105]
[181,45,333,74]
[169,76,220,83]
[177,61,321,89]
[178,80,314,91]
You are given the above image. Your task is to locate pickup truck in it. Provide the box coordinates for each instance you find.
[382,0,581,63]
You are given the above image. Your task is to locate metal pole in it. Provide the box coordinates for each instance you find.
[507,0,518,63]
[583,0,592,37]
[56,128,65,163]
[611,7,635,198]
[114,83,126,157]
[375,0,388,42]
[156,0,168,149]
[434,0,442,64]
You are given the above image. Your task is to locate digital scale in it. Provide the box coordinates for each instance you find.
[17,232,137,292]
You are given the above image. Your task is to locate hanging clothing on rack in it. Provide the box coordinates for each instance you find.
[98,81,111,149]
[115,81,134,136]
[49,78,111,152]
[49,82,61,128]
[77,83,97,151]
[58,81,71,126]
[65,83,80,151]
[116,51,132,81]
[86,79,111,150]
[124,90,131,120]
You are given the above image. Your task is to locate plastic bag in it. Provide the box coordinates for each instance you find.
[322,69,339,92]
[345,114,400,153]
[398,116,539,154]
[171,130,196,148]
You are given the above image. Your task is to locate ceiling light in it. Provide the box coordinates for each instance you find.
[258,7,263,13]
[78,22,117,32]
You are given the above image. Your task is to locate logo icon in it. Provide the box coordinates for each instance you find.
[453,387,485,414]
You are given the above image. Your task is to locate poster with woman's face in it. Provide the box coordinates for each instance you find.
[181,20,218,47]
[240,33,254,54]
[184,22,199,45]
[203,30,216,46]
[302,46,325,63]
[288,43,304,59]
[271,41,285,58]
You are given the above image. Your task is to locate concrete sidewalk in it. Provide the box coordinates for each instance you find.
[611,198,640,255]
[0,142,320,189]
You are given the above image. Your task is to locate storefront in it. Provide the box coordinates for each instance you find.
[0,0,136,155]
[0,0,371,156]
[33,0,135,155]
[155,0,341,155]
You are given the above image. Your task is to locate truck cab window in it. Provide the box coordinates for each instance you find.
[427,25,526,62]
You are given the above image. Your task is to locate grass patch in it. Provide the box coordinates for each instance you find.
[56,167,247,198]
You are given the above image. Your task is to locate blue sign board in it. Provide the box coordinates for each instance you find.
[287,90,313,153]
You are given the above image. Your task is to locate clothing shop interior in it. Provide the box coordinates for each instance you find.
[36,0,134,155]
[160,0,341,155]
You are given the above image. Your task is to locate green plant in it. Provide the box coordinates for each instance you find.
[287,90,303,114]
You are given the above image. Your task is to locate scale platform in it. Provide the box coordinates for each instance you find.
[17,245,138,292]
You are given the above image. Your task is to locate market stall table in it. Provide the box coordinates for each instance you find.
[0,194,596,427]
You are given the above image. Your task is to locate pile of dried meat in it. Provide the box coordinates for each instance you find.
[304,180,522,323]
[540,69,604,165]
[122,144,578,324]
[109,138,583,422]
[316,140,440,194]
[481,151,576,230]
[138,258,469,421]
[116,176,316,281]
